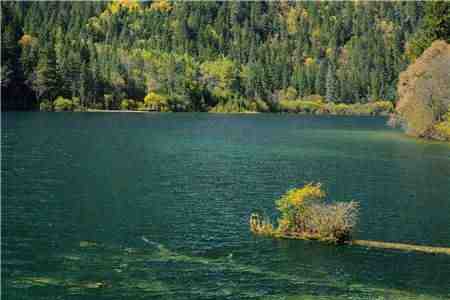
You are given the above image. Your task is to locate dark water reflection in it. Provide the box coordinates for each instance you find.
[2,112,450,299]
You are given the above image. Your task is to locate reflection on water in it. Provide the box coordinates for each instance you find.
[2,112,450,299]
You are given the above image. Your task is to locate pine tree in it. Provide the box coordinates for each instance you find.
[1,24,22,87]
[297,69,307,97]
[63,51,81,98]
[33,43,59,101]
[325,63,337,102]
[315,59,328,96]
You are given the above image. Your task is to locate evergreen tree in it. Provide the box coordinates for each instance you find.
[315,59,328,96]
[33,43,59,101]
[325,63,337,103]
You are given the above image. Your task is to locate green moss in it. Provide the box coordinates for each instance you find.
[13,276,62,287]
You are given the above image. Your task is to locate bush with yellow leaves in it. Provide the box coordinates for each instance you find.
[250,183,359,243]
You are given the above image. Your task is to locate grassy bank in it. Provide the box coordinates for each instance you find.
[277,99,394,116]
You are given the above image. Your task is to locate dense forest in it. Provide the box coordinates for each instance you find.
[0,1,448,112]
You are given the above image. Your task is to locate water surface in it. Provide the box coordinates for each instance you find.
[2,112,450,299]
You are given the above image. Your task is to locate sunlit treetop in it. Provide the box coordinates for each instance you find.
[149,0,172,13]
[325,47,333,57]
[276,183,326,211]
[304,57,316,67]
[286,8,301,34]
[18,34,35,47]
[107,0,141,15]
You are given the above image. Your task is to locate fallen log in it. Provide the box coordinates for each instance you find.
[351,239,450,255]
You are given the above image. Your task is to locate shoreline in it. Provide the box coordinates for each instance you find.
[86,109,153,113]
[76,109,389,117]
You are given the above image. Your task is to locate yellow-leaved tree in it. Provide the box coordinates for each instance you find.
[150,0,172,13]
[276,183,326,233]
[144,92,169,112]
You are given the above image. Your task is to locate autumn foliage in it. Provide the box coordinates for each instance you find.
[394,40,450,140]
[250,183,359,243]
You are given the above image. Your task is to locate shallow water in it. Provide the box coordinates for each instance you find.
[2,112,450,299]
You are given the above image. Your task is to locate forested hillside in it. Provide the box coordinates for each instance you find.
[0,1,438,111]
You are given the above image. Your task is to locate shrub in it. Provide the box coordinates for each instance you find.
[433,120,450,141]
[72,97,83,111]
[210,100,241,113]
[248,98,269,112]
[168,95,189,112]
[431,108,450,141]
[278,99,298,113]
[89,102,104,110]
[120,99,130,110]
[302,94,325,103]
[136,101,147,111]
[370,101,394,115]
[278,99,324,114]
[277,87,298,102]
[53,96,73,111]
[297,101,323,114]
[303,201,359,242]
[144,92,169,111]
[277,100,393,116]
[39,99,52,111]
[328,103,350,115]
[120,99,138,110]
[250,183,359,243]
[209,97,257,113]
[350,103,372,115]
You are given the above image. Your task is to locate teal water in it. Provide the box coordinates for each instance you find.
[2,112,450,299]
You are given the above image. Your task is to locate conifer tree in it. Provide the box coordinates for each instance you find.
[326,63,337,102]
[315,59,328,96]
[33,43,59,101]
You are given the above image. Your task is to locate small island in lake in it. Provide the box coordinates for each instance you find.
[250,183,359,244]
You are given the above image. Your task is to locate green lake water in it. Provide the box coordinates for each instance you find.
[2,112,450,299]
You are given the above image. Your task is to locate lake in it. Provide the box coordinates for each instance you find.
[2,112,450,299]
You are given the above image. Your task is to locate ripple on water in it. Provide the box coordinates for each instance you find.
[2,113,450,299]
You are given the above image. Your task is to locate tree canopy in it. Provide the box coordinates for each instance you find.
[395,40,450,140]
[0,1,446,112]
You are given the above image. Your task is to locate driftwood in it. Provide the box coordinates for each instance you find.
[351,240,450,255]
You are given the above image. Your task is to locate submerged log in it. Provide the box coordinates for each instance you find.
[250,213,450,255]
[351,240,450,255]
